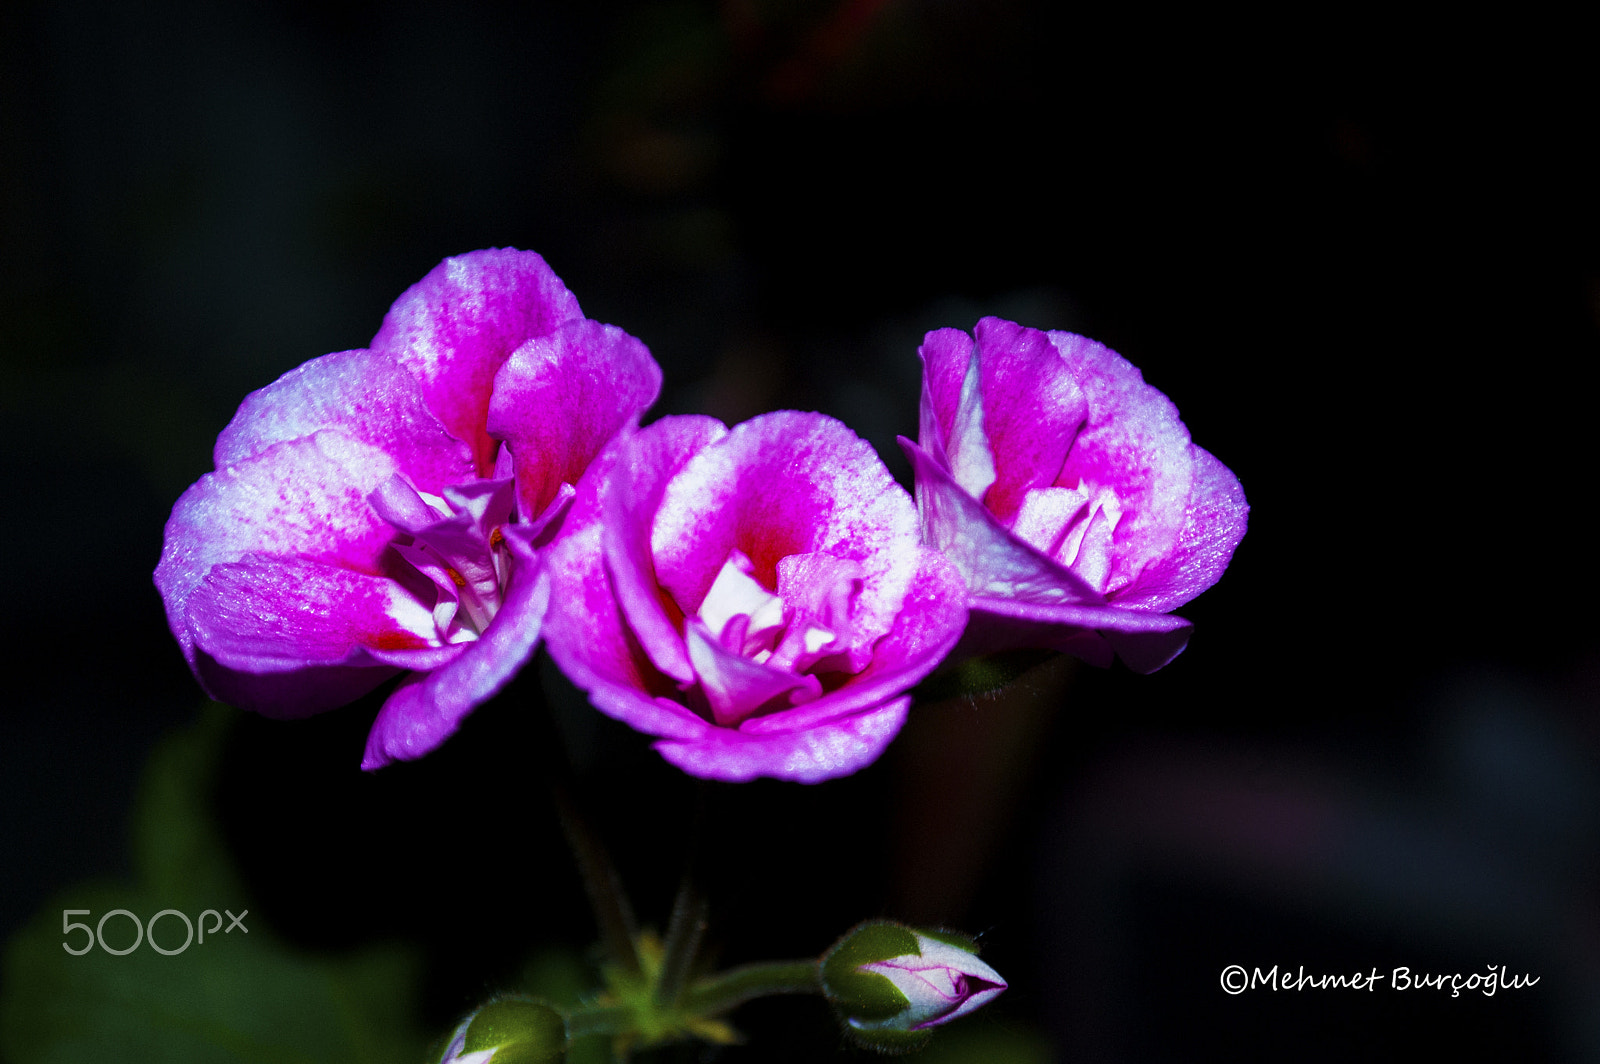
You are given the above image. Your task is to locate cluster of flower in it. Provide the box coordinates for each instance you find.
[156,249,1246,784]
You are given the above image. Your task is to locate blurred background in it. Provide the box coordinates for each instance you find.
[3,1,1599,1060]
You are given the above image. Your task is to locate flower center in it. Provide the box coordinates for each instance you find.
[683,548,867,727]
[371,475,517,646]
[1008,479,1124,594]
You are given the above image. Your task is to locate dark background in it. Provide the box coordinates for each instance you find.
[4,2,1599,1060]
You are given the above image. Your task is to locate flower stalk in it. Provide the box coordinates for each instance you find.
[680,960,823,1015]
[653,875,709,1009]
[548,780,642,978]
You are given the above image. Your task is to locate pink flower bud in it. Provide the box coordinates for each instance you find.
[856,934,1007,1031]
[821,921,1005,1051]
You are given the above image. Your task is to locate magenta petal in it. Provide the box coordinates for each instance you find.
[943,341,998,503]
[902,437,1101,606]
[654,697,910,784]
[685,621,821,726]
[1045,329,1196,596]
[917,327,974,461]
[185,555,441,670]
[371,249,583,476]
[156,431,405,664]
[488,317,663,531]
[770,552,867,671]
[543,509,713,741]
[970,318,1087,524]
[183,552,462,718]
[1112,444,1249,613]
[595,687,715,743]
[601,416,727,684]
[741,545,967,735]
[549,410,965,782]
[213,348,474,496]
[361,525,549,769]
[543,481,689,719]
[652,411,921,649]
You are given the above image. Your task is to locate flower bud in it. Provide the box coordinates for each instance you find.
[438,997,567,1064]
[821,921,1006,1051]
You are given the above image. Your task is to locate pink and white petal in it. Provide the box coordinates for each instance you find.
[944,340,998,501]
[371,249,583,476]
[591,687,713,743]
[539,439,707,741]
[487,318,662,522]
[156,431,406,661]
[361,525,549,769]
[1111,444,1249,613]
[598,416,727,683]
[970,318,1087,524]
[186,555,440,671]
[1009,485,1090,558]
[539,423,710,737]
[685,621,821,727]
[522,482,577,546]
[770,552,866,672]
[909,936,1007,985]
[181,555,434,717]
[917,327,975,460]
[916,981,1006,1029]
[904,438,1102,606]
[655,697,910,783]
[1046,329,1195,596]
[543,505,691,720]
[740,546,967,735]
[651,411,920,649]
[213,348,474,495]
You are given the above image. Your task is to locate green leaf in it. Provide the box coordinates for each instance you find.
[0,705,429,1064]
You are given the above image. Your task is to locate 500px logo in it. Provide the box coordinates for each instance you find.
[62,908,248,956]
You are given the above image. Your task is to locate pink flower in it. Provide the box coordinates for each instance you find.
[155,249,661,768]
[901,317,1247,672]
[542,411,968,783]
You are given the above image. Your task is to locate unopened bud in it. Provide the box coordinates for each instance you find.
[821,921,1006,1051]
[438,997,567,1064]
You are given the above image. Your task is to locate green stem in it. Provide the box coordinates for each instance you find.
[528,672,642,977]
[653,778,713,1008]
[653,875,708,1009]
[549,781,642,977]
[681,960,822,1017]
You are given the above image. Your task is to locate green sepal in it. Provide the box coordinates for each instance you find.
[820,921,918,1023]
[843,1022,934,1055]
[484,1041,568,1064]
[915,928,980,954]
[463,997,567,1060]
